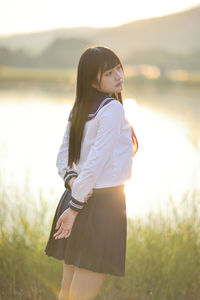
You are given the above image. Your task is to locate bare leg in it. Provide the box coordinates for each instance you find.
[58,262,76,300]
[69,266,107,300]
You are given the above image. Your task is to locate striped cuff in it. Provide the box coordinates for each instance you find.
[64,170,78,190]
[69,197,86,212]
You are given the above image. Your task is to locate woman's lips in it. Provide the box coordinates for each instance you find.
[116,81,123,87]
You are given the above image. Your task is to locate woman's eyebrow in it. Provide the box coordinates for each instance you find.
[106,64,120,72]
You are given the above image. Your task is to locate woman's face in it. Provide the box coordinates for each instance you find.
[92,63,124,96]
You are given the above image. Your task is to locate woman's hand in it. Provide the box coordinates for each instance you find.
[53,207,78,239]
[84,190,93,202]
[53,180,94,239]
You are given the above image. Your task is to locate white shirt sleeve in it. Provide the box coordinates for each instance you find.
[70,101,124,204]
[56,120,76,179]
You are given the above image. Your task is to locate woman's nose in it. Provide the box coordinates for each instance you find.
[115,70,121,80]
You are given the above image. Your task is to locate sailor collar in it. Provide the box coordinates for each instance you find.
[68,89,117,121]
[67,89,139,156]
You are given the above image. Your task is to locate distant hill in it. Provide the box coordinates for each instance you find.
[0,5,199,58]
[36,38,92,68]
[0,27,101,56]
[1,38,199,70]
[97,5,200,58]
[0,5,200,70]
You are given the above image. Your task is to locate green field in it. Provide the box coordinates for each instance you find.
[0,177,200,300]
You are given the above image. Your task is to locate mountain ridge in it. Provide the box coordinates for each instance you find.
[0,5,199,57]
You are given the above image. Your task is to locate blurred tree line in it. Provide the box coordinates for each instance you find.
[0,38,200,71]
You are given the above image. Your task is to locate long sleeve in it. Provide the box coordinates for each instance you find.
[56,120,78,182]
[69,101,124,212]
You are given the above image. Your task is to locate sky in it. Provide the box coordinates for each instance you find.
[0,0,200,36]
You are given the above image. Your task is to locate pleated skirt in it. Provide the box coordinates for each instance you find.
[44,184,127,277]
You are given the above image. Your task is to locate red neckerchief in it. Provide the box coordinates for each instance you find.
[130,125,139,157]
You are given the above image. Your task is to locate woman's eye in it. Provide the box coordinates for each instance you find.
[106,71,112,75]
[117,65,121,70]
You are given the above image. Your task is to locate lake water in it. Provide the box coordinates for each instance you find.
[0,87,199,220]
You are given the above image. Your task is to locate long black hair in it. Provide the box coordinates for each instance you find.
[68,46,125,168]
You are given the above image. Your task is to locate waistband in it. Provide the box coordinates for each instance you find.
[93,184,125,193]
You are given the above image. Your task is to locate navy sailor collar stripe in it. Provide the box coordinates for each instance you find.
[68,89,117,121]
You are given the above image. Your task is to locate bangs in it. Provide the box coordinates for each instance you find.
[100,56,120,74]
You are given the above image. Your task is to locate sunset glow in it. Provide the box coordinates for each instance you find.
[0,0,199,36]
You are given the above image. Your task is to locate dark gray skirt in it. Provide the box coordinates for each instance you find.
[44,184,127,277]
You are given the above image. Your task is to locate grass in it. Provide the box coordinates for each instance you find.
[0,179,200,299]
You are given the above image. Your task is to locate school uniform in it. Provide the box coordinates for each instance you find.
[44,89,138,277]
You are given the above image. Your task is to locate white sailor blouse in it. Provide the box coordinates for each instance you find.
[56,89,139,212]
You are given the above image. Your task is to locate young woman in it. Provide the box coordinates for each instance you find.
[45,46,139,300]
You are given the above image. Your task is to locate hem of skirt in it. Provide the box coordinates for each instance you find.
[44,251,125,277]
